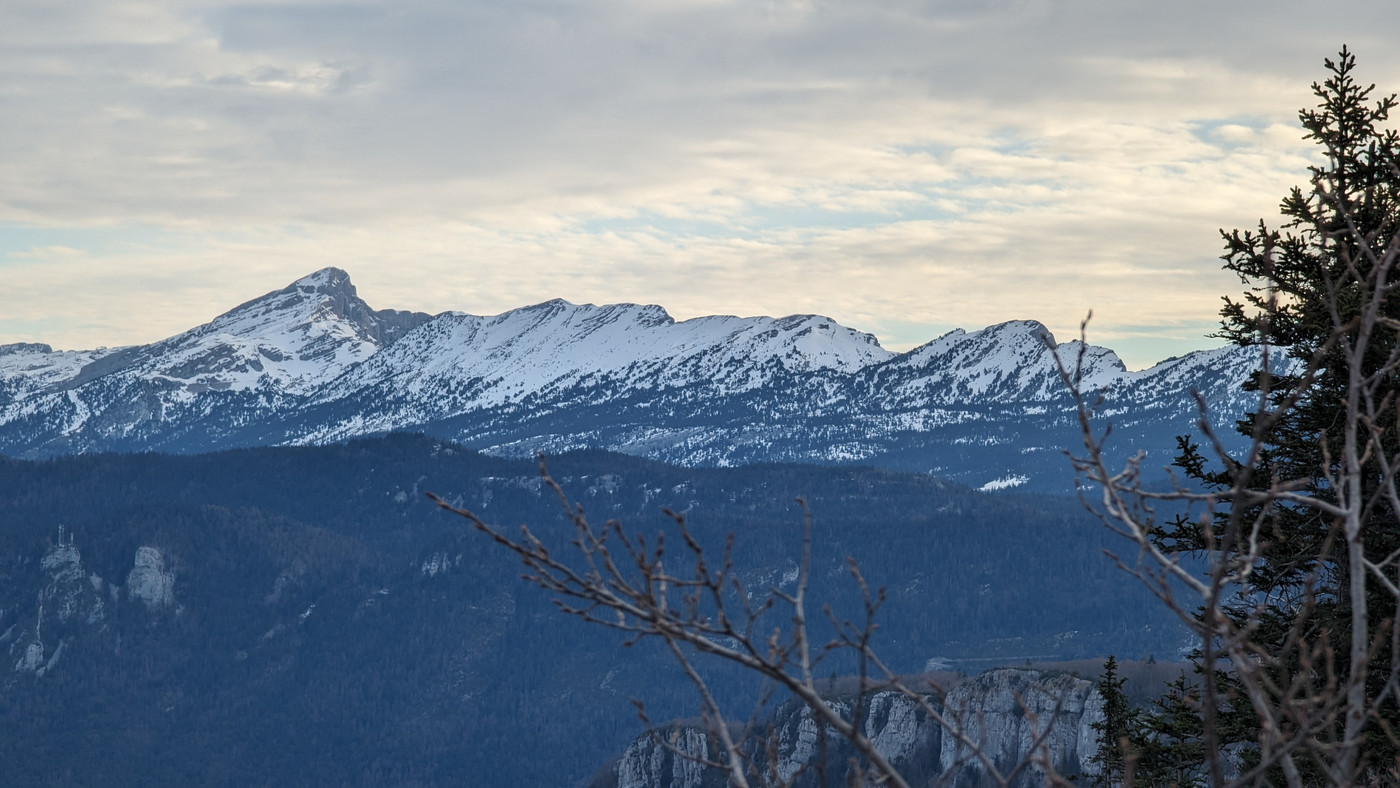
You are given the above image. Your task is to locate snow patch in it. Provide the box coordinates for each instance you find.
[979,474,1029,492]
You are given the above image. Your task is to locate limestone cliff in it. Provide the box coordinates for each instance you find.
[939,668,1102,786]
[600,669,1103,788]
[126,545,175,610]
[1,529,181,678]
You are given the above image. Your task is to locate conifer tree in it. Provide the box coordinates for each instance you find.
[1147,47,1400,781]
[1090,655,1136,787]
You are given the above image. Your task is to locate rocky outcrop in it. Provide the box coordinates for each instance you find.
[420,550,463,578]
[771,698,855,784]
[763,691,945,787]
[864,691,944,781]
[126,546,175,610]
[940,668,1102,786]
[600,669,1102,788]
[2,533,184,679]
[3,527,109,676]
[616,727,719,788]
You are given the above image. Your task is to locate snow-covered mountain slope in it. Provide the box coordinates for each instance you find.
[134,266,431,396]
[0,268,434,455]
[0,343,124,402]
[342,300,889,397]
[0,268,1261,492]
[874,320,1128,405]
[299,298,893,442]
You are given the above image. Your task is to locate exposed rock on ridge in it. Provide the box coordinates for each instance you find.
[599,670,1102,788]
[939,668,1102,785]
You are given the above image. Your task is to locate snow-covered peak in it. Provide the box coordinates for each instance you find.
[985,319,1053,338]
[289,266,356,294]
[0,270,432,404]
[132,270,435,396]
[1042,339,1128,391]
[901,320,1052,365]
[205,266,417,340]
[0,342,54,355]
[1134,343,1266,394]
[316,299,894,416]
[878,319,1127,403]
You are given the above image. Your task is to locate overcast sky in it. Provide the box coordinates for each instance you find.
[3,0,1398,368]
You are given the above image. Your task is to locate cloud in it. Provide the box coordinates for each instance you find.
[2,0,1398,368]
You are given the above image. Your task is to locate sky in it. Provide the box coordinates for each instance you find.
[3,1,1399,369]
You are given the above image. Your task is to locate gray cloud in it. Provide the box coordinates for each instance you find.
[3,0,1399,367]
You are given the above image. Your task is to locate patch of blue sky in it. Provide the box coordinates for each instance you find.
[574,187,1005,240]
[1187,117,1272,150]
[737,199,958,233]
[577,204,941,239]
[0,224,172,264]
[1109,317,1223,336]
[981,128,1042,157]
[891,142,958,159]
[574,213,743,239]
[0,316,72,343]
[1092,319,1227,369]
[895,130,1047,161]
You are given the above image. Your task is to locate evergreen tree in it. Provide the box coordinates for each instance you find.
[1154,47,1400,780]
[1090,656,1136,787]
[1129,674,1209,788]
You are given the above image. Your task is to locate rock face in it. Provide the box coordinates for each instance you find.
[0,269,1261,493]
[616,728,717,788]
[126,546,175,610]
[772,698,856,784]
[601,671,1102,788]
[2,530,187,679]
[939,668,1102,786]
[863,692,944,781]
[4,528,112,676]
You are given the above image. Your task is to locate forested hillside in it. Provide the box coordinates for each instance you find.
[0,434,1181,785]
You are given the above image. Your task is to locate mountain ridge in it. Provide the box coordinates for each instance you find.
[0,268,1256,492]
